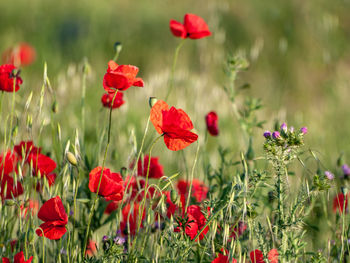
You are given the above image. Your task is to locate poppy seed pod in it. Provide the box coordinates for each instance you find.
[114,42,122,55]
[170,189,178,204]
[66,152,77,166]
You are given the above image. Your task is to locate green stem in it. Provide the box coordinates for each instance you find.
[81,61,88,139]
[8,76,16,147]
[185,141,200,212]
[165,39,186,101]
[82,91,118,257]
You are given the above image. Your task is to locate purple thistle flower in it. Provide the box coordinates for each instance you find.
[325,171,334,180]
[300,126,308,134]
[280,122,287,132]
[272,131,281,139]
[263,131,271,138]
[342,164,350,175]
[102,235,109,242]
[114,236,126,245]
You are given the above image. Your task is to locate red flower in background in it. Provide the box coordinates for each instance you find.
[177,179,208,209]
[333,193,348,214]
[250,249,278,263]
[2,251,33,263]
[103,60,144,93]
[36,196,68,240]
[0,174,23,200]
[101,92,125,109]
[170,13,211,39]
[2,43,36,67]
[0,64,22,92]
[174,205,209,241]
[14,141,41,160]
[20,200,39,218]
[85,240,97,257]
[137,155,164,179]
[0,151,18,176]
[27,153,56,177]
[230,221,247,240]
[104,201,120,215]
[150,100,198,151]
[120,203,145,236]
[212,253,237,263]
[89,167,124,201]
[206,111,219,136]
[124,176,157,202]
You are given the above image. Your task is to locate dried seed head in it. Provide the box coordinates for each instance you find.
[149,97,158,108]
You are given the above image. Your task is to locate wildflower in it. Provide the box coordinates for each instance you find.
[120,203,145,236]
[14,141,41,160]
[104,201,120,215]
[250,249,278,263]
[20,200,39,218]
[2,43,36,67]
[0,174,23,200]
[101,92,125,109]
[170,13,211,39]
[0,64,22,92]
[174,205,209,241]
[272,131,280,139]
[300,126,308,134]
[324,171,334,180]
[89,167,124,201]
[333,193,348,214]
[27,153,56,177]
[2,251,33,263]
[205,111,219,136]
[177,179,208,205]
[137,155,164,179]
[36,196,68,240]
[150,100,198,151]
[0,151,18,176]
[103,60,144,93]
[342,164,350,176]
[280,122,287,133]
[212,253,237,263]
[263,131,271,138]
[85,240,97,257]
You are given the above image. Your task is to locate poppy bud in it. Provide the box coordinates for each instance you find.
[12,125,18,138]
[5,200,16,206]
[26,115,33,130]
[82,60,91,75]
[149,97,158,108]
[28,229,34,243]
[66,152,77,166]
[52,100,58,113]
[114,42,122,55]
[120,167,127,178]
[170,189,178,204]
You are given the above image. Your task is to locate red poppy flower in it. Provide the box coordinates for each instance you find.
[206,111,219,136]
[103,60,144,93]
[268,249,279,263]
[120,203,145,236]
[20,200,39,218]
[124,176,156,202]
[27,153,56,177]
[35,173,57,192]
[101,92,125,109]
[137,155,164,179]
[85,240,97,257]
[36,196,68,240]
[174,205,208,241]
[333,193,348,214]
[2,251,33,263]
[14,141,41,160]
[212,253,237,263]
[0,64,22,92]
[177,179,208,208]
[250,249,279,263]
[170,13,211,39]
[250,249,264,263]
[0,151,18,176]
[150,100,198,151]
[2,43,36,67]
[0,174,23,200]
[89,167,124,202]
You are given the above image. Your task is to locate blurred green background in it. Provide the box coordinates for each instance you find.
[1,0,350,170]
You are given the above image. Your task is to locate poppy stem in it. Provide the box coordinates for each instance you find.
[165,38,186,101]
[82,91,118,257]
[185,141,200,212]
[81,59,89,140]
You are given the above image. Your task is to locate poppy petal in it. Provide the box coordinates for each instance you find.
[150,100,169,135]
[184,13,211,39]
[36,222,67,240]
[37,196,68,223]
[170,20,187,38]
